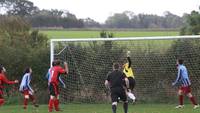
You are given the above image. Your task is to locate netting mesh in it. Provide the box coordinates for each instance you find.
[53,38,200,103]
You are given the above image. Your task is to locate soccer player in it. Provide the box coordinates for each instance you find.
[123,51,136,102]
[46,61,66,88]
[172,59,199,109]
[0,65,19,106]
[105,63,129,113]
[48,60,68,112]
[19,67,39,109]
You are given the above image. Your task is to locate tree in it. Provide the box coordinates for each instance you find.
[0,16,49,103]
[180,9,200,35]
[0,0,38,17]
[29,9,84,28]
[104,11,183,29]
[163,11,184,28]
[83,18,101,28]
[105,13,131,28]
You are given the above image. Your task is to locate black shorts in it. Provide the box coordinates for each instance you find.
[111,87,127,102]
[49,83,59,96]
[128,77,135,90]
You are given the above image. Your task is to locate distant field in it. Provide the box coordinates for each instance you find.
[39,30,179,38]
[1,104,199,113]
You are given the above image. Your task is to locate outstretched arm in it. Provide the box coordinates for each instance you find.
[1,74,18,84]
[58,62,69,76]
[127,57,132,68]
[64,62,69,75]
[126,51,132,68]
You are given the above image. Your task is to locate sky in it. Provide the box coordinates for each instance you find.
[29,0,199,23]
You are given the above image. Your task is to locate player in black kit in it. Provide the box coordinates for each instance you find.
[105,63,129,113]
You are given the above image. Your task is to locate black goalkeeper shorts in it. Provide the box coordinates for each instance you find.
[110,87,127,102]
[128,77,135,90]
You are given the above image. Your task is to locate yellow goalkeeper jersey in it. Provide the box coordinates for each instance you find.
[123,63,134,78]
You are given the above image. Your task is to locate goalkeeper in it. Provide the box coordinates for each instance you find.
[123,51,136,102]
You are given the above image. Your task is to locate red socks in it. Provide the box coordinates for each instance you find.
[23,98,28,109]
[54,99,60,111]
[48,99,54,112]
[0,99,5,106]
[179,95,183,105]
[30,95,36,104]
[48,99,60,112]
[179,95,197,105]
[190,96,197,105]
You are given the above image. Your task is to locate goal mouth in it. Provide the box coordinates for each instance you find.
[50,35,200,103]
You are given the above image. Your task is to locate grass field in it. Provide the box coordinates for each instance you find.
[39,30,179,38]
[1,104,200,113]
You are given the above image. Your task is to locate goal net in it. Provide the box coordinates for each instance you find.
[50,36,200,103]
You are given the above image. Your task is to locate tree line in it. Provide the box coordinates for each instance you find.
[105,11,183,29]
[1,0,200,33]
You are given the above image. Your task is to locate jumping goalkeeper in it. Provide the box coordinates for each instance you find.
[123,51,136,102]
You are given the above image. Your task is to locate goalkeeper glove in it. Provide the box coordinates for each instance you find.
[127,51,131,57]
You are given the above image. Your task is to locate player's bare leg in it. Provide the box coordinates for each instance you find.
[30,95,39,108]
[187,93,199,109]
[175,90,184,108]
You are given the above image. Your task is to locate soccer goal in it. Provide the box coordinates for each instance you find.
[50,35,200,103]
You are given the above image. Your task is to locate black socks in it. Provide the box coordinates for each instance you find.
[112,105,117,113]
[123,102,128,113]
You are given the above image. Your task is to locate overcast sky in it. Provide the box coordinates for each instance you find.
[29,0,199,23]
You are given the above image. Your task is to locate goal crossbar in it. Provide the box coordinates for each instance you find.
[50,35,200,65]
[50,35,200,42]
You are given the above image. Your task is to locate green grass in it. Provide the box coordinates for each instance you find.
[39,30,179,39]
[1,104,199,113]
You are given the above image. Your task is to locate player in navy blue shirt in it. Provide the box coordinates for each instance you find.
[172,59,199,109]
